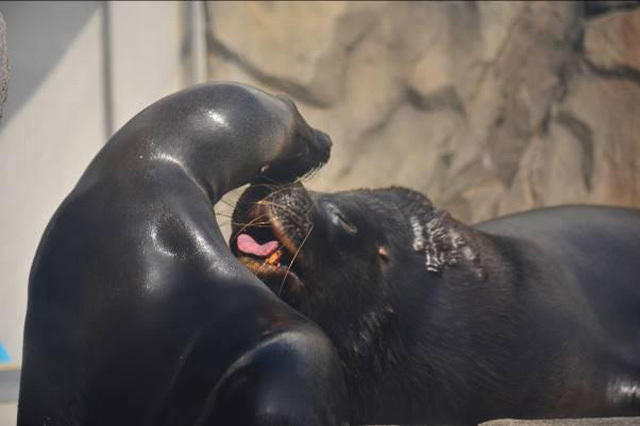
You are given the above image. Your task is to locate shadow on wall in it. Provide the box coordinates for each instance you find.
[0,1,188,367]
[0,1,99,124]
[205,1,640,224]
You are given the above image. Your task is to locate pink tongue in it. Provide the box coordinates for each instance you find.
[237,233,280,257]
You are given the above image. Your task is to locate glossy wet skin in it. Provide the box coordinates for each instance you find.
[19,83,347,426]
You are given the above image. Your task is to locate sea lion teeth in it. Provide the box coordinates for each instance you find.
[266,249,283,266]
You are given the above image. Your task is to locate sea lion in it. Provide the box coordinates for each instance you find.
[231,182,640,425]
[19,83,348,426]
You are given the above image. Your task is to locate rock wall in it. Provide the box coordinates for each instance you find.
[205,1,640,224]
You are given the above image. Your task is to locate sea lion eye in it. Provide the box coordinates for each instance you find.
[326,204,357,235]
[378,246,390,263]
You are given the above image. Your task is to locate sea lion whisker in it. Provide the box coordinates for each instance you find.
[221,220,271,228]
[254,256,273,277]
[246,182,281,190]
[216,198,237,208]
[232,220,272,228]
[231,214,273,243]
[213,207,237,216]
[256,200,296,212]
[262,182,306,193]
[278,224,313,297]
[259,185,303,198]
[213,212,234,218]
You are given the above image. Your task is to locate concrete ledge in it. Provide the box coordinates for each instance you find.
[481,417,640,425]
[0,403,16,425]
[0,365,19,403]
[364,418,640,425]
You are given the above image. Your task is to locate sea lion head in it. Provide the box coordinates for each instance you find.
[260,93,333,182]
[230,182,475,342]
[230,181,488,422]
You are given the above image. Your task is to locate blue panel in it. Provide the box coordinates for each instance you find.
[0,344,10,363]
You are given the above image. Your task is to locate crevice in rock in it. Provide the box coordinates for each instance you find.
[202,4,334,108]
[465,6,528,105]
[333,96,406,181]
[583,1,640,19]
[555,110,595,190]
[326,9,380,106]
[359,97,405,139]
[202,4,380,109]
[538,56,576,136]
[406,85,465,116]
[440,157,489,203]
[583,58,640,87]
[528,163,542,207]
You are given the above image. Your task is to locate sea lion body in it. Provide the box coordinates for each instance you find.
[19,83,347,426]
[232,183,640,425]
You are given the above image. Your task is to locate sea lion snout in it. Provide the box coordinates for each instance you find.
[255,93,333,182]
[261,127,332,182]
[232,182,314,255]
[288,127,333,178]
[309,129,332,164]
[230,181,314,300]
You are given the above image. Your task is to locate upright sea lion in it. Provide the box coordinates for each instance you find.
[231,182,640,425]
[19,83,347,426]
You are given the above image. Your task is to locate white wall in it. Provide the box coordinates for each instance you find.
[0,5,106,364]
[109,1,183,131]
[0,1,186,366]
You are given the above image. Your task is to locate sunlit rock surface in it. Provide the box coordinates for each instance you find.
[205,1,640,224]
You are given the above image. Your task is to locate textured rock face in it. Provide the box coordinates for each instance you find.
[205,1,640,223]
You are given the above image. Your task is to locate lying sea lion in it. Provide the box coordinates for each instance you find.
[19,83,348,426]
[231,182,640,425]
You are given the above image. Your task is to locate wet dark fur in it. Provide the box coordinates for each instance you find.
[232,182,640,425]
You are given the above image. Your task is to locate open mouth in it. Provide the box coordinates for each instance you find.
[230,203,305,296]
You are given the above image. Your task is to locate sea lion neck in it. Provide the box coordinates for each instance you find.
[79,83,297,205]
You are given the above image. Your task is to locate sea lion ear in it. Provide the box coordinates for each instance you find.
[410,211,485,279]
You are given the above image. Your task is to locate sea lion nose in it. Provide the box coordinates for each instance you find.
[310,129,332,164]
